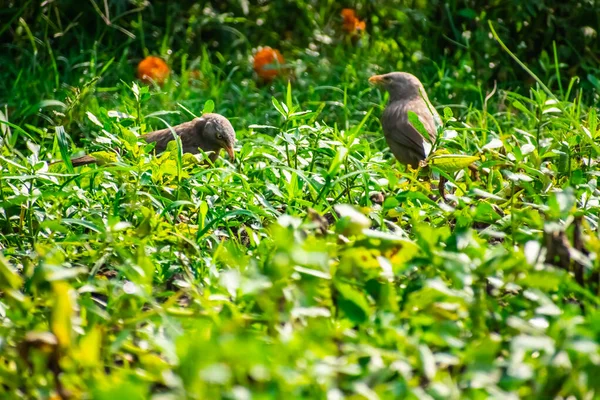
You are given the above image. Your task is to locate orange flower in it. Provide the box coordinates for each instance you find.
[253,47,285,80]
[137,56,170,86]
[341,8,366,34]
[355,19,366,32]
[341,9,357,32]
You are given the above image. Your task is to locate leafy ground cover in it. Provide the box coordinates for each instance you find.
[1,1,600,399]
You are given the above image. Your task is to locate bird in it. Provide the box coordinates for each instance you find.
[67,113,236,167]
[369,72,441,168]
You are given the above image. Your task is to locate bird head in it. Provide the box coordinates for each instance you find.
[369,72,425,101]
[197,113,236,160]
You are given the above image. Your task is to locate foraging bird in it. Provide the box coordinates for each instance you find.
[68,113,236,167]
[369,72,441,168]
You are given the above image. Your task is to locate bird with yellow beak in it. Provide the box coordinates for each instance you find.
[369,72,441,168]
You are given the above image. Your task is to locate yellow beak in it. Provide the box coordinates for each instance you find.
[369,75,384,85]
[225,146,235,161]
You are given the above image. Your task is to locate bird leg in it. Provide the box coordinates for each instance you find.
[438,175,448,202]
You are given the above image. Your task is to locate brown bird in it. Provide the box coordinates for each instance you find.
[369,72,440,168]
[68,113,236,167]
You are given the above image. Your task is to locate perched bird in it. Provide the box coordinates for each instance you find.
[68,113,236,167]
[369,72,441,168]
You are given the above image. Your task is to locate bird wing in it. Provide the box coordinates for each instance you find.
[180,118,208,154]
[141,119,199,154]
[405,97,439,145]
[387,118,428,158]
[140,126,173,153]
[382,99,437,160]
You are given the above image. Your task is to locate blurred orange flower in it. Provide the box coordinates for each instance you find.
[341,8,366,34]
[253,47,285,80]
[137,56,170,86]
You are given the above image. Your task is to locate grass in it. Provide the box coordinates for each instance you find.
[1,2,600,399]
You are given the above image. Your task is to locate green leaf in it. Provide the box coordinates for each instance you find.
[51,281,73,349]
[457,8,477,19]
[202,99,215,114]
[86,111,103,127]
[89,151,117,165]
[419,344,437,381]
[0,253,22,290]
[443,106,453,119]
[78,326,102,367]
[408,110,432,143]
[177,102,198,119]
[327,146,348,176]
[120,128,138,146]
[107,110,135,120]
[382,196,399,209]
[145,110,181,118]
[471,188,505,201]
[62,218,102,233]
[0,109,8,137]
[286,80,293,112]
[55,125,74,173]
[503,170,533,182]
[335,281,370,324]
[92,376,150,400]
[587,74,600,90]
[39,99,67,110]
[430,154,479,172]
[511,100,531,115]
[271,96,287,119]
[334,204,371,236]
[473,202,502,224]
[349,107,373,141]
[132,82,140,101]
[199,201,208,230]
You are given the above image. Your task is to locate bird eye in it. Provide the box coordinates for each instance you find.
[216,133,223,140]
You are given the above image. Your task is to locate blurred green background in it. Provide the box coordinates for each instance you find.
[2,0,599,135]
